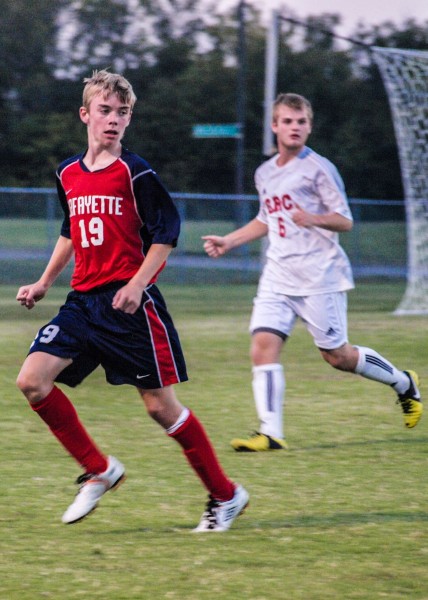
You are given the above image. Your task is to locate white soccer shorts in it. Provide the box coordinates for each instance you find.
[249,288,349,350]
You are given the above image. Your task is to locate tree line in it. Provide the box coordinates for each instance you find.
[1,0,427,200]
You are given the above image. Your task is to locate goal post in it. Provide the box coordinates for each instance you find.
[372,46,428,315]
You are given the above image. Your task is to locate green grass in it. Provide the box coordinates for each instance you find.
[1,282,427,599]
[0,218,61,247]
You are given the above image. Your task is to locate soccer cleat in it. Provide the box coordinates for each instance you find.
[193,484,249,532]
[62,456,126,524]
[397,370,423,428]
[230,432,288,452]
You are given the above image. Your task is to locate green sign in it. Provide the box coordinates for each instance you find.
[192,123,241,138]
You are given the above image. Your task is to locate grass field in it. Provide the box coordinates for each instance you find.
[0,281,427,599]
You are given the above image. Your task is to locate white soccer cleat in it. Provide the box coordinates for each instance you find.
[193,484,249,532]
[62,456,126,524]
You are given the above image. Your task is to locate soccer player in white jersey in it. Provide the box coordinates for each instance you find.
[203,93,422,452]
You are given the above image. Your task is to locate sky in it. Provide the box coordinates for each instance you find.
[217,0,428,36]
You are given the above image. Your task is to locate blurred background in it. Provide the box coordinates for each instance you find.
[1,0,427,285]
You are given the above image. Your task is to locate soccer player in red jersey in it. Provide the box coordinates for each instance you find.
[16,70,248,531]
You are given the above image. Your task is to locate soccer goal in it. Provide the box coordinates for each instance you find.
[372,46,428,315]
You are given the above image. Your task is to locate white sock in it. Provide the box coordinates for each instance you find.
[354,346,413,395]
[165,407,190,434]
[252,363,285,439]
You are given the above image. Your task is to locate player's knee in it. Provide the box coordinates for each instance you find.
[250,330,284,365]
[139,391,166,423]
[16,370,43,402]
[327,355,346,370]
[250,342,277,364]
[139,386,182,428]
[16,369,30,394]
[250,347,262,364]
[320,345,356,372]
[146,403,163,422]
[148,403,181,430]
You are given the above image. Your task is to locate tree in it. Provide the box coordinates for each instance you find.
[0,1,427,199]
[53,0,148,79]
[0,0,68,184]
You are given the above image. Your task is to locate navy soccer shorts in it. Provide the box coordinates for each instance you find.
[28,282,188,389]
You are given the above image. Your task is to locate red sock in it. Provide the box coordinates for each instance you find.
[31,386,108,474]
[168,411,235,502]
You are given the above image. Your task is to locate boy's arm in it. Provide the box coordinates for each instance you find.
[291,203,353,232]
[16,235,74,309]
[202,218,268,258]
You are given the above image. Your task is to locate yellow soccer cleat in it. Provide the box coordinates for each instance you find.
[231,432,288,452]
[397,370,423,428]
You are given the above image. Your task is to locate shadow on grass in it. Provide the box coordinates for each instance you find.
[257,510,428,529]
[92,509,428,536]
[285,435,428,453]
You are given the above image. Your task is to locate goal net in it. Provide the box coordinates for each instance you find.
[372,47,428,315]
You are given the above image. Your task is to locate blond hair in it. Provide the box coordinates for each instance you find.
[82,70,137,110]
[273,93,313,124]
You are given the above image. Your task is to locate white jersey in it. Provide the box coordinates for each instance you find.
[255,146,354,296]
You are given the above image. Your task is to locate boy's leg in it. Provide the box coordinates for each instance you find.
[354,346,422,428]
[17,352,108,473]
[168,409,235,501]
[253,363,285,439]
[140,387,235,500]
[140,387,249,531]
[231,363,287,451]
[32,387,125,524]
[169,410,249,532]
[233,288,294,453]
[304,292,423,429]
[17,352,125,523]
[231,327,288,452]
[354,345,416,391]
[32,386,108,473]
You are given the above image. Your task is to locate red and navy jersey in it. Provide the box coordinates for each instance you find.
[56,149,180,292]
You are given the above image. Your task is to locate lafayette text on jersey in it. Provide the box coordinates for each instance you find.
[56,149,180,292]
[255,146,355,296]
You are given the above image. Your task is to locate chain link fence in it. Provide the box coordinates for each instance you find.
[0,188,406,286]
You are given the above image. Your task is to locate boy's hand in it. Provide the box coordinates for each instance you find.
[16,282,48,309]
[291,202,316,228]
[112,281,144,314]
[202,235,228,258]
